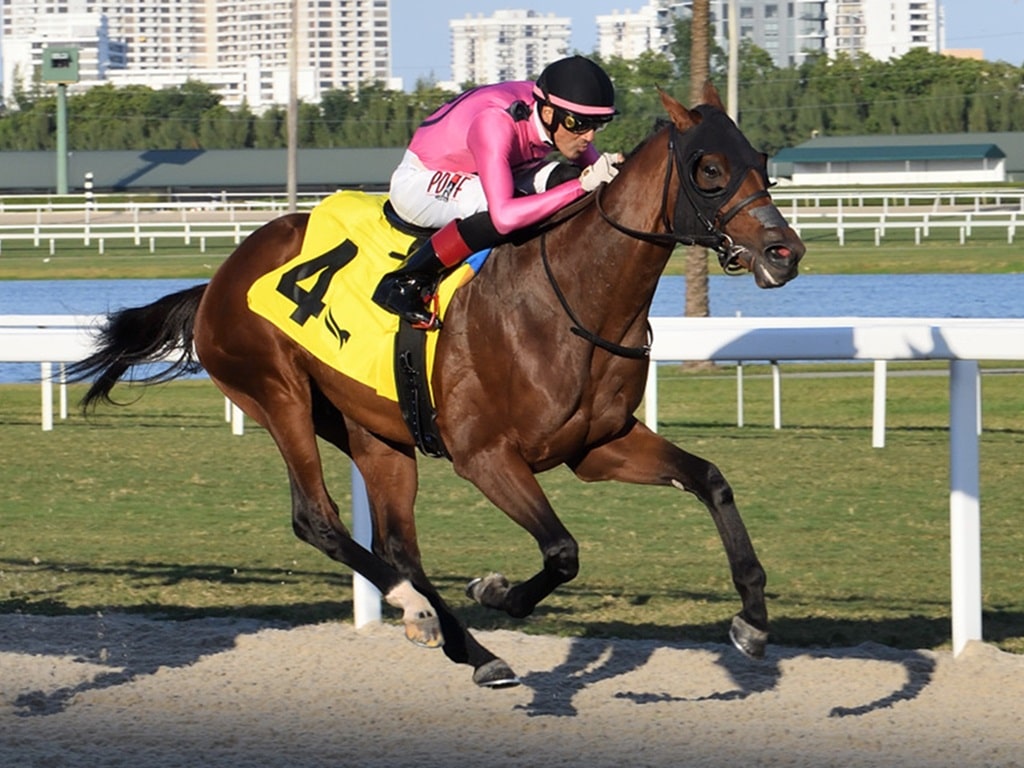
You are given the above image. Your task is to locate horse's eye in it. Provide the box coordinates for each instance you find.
[697,163,726,191]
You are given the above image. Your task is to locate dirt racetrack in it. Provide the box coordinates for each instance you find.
[2,612,1022,768]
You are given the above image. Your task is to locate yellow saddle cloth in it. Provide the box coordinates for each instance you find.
[246,191,478,402]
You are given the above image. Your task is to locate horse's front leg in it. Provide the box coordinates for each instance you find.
[568,418,769,660]
[344,423,519,688]
[454,444,579,620]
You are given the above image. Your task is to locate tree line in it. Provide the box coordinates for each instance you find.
[3,22,1023,156]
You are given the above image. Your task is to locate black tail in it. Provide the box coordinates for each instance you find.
[66,284,208,410]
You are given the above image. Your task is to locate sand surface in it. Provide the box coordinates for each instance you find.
[2,613,1022,767]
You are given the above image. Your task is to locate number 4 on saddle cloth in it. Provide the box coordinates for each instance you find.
[246,190,490,457]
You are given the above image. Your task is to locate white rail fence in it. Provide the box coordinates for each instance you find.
[3,188,1024,254]
[786,208,1020,245]
[3,314,1024,655]
[0,221,262,255]
[3,211,1020,253]
[5,187,1023,214]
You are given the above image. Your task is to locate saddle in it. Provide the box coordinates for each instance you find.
[246,191,489,459]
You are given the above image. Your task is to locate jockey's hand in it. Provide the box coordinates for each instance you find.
[579,152,623,192]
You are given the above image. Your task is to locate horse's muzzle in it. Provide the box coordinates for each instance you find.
[751,235,804,289]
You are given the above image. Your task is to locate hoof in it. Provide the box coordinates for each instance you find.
[729,614,768,660]
[473,659,520,688]
[404,614,444,649]
[465,572,509,609]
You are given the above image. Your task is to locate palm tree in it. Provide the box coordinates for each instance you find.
[684,0,711,320]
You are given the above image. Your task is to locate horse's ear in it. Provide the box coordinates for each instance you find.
[702,80,726,111]
[657,86,701,132]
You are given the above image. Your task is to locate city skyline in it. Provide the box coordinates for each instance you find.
[3,1,1022,97]
[390,0,1024,88]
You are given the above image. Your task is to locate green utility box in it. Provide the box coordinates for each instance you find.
[42,47,80,83]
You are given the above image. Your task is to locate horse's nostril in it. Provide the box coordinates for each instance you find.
[767,244,802,263]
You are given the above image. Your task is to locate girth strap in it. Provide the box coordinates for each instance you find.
[394,320,449,458]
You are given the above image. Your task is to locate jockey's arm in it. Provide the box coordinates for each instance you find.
[467,109,588,236]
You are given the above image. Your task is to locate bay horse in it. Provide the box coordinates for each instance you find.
[68,85,804,688]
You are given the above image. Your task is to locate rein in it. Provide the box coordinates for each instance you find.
[539,234,652,359]
[542,120,772,360]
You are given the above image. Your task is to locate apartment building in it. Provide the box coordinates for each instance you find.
[829,0,940,60]
[1,0,392,108]
[696,0,830,67]
[449,10,570,86]
[609,0,940,70]
[596,0,677,60]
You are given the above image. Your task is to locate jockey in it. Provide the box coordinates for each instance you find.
[373,55,623,329]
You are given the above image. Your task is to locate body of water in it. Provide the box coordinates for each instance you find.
[2,274,1023,384]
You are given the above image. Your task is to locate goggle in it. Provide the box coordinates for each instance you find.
[556,107,613,135]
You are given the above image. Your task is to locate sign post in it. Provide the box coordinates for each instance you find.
[41,47,80,195]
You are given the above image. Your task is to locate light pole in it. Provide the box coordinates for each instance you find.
[287,0,299,213]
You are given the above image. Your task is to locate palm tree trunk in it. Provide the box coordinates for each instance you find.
[684,0,711,320]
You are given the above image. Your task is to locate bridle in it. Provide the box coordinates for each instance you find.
[540,112,774,359]
[594,116,772,273]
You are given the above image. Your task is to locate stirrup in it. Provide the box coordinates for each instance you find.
[411,293,443,331]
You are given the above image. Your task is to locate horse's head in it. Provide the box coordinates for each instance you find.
[661,83,804,288]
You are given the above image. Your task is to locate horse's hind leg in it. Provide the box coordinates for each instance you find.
[569,419,769,660]
[344,423,519,688]
[215,375,444,649]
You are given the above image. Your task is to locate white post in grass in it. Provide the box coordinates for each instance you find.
[949,360,982,656]
[351,464,382,627]
[872,360,887,448]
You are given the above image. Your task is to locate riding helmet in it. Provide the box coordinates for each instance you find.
[533,55,618,117]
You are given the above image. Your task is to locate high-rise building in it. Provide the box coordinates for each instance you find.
[449,10,570,87]
[593,0,943,72]
[595,0,829,69]
[829,0,940,60]
[695,0,830,68]
[1,0,392,108]
[689,0,940,68]
[596,0,677,61]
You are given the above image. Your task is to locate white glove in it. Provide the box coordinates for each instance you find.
[579,152,623,192]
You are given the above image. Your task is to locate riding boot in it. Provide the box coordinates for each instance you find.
[372,219,473,329]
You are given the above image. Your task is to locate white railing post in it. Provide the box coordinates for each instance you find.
[736,361,744,428]
[40,362,54,431]
[771,362,781,429]
[350,464,382,628]
[949,360,982,657]
[977,367,983,437]
[59,362,68,420]
[872,360,887,448]
[231,402,245,435]
[644,360,658,433]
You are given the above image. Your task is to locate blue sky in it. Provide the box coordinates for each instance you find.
[390,0,1024,86]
